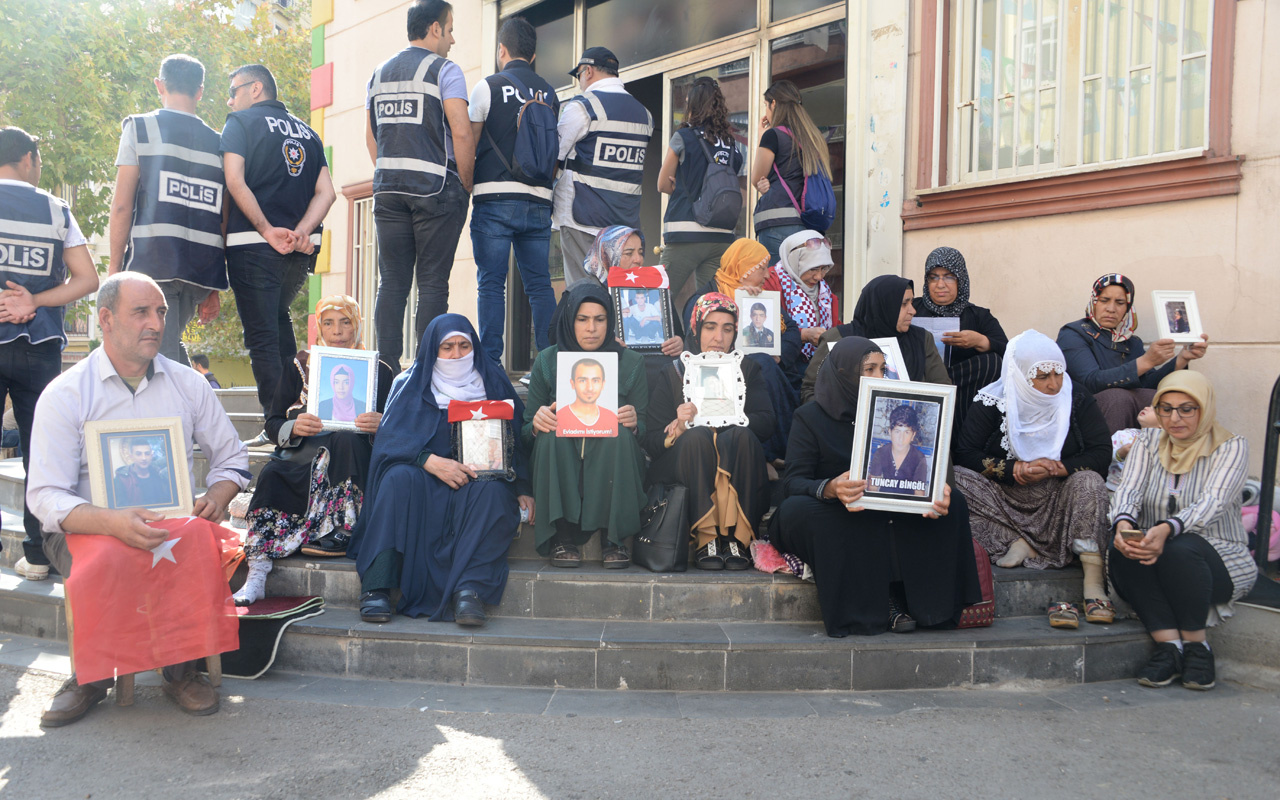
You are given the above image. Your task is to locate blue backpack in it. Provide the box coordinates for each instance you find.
[772,126,837,233]
[483,72,559,185]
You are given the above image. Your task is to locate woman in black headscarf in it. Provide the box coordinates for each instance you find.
[348,314,532,627]
[801,275,951,403]
[643,293,775,570]
[523,280,649,568]
[772,337,982,637]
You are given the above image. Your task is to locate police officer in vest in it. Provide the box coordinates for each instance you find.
[109,54,226,366]
[366,0,475,368]
[554,47,654,285]
[467,16,559,364]
[0,128,100,581]
[222,64,336,418]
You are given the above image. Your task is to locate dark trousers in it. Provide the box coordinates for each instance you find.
[373,179,469,366]
[227,249,313,413]
[0,338,62,565]
[470,198,556,363]
[1109,534,1233,633]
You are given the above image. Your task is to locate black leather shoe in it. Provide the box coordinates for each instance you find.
[453,590,486,627]
[360,591,393,623]
[40,677,111,728]
[300,531,349,557]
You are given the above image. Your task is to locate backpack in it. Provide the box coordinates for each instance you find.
[690,130,743,230]
[771,126,837,233]
[483,71,559,185]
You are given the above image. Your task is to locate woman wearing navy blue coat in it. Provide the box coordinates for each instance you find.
[348,314,533,626]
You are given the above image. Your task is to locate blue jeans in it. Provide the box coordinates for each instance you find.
[470,199,556,363]
[756,223,805,268]
[227,249,313,413]
[0,338,62,565]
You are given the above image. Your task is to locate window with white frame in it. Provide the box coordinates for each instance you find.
[950,0,1212,184]
[350,195,418,363]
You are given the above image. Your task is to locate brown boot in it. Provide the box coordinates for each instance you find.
[40,677,112,728]
[161,667,220,716]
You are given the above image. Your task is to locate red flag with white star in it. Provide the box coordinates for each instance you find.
[65,517,240,683]
[606,266,669,289]
[447,399,515,423]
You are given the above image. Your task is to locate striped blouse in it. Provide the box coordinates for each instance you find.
[1110,428,1257,624]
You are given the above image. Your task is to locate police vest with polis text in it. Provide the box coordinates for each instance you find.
[0,182,71,346]
[473,59,559,205]
[568,90,653,230]
[368,46,452,198]
[124,109,228,289]
[223,101,325,252]
[662,127,743,244]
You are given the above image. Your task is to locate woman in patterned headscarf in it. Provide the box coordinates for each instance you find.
[234,295,396,605]
[643,293,776,570]
[911,246,1008,442]
[1057,273,1209,433]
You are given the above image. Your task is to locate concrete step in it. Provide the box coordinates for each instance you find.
[228,412,266,441]
[214,386,262,415]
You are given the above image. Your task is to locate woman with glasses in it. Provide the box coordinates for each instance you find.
[1057,274,1208,433]
[952,331,1113,628]
[912,247,1008,441]
[763,230,841,368]
[1109,371,1254,691]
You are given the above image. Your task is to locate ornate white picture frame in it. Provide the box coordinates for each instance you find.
[681,351,749,428]
[871,337,911,381]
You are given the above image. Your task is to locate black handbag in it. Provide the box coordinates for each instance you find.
[632,483,689,573]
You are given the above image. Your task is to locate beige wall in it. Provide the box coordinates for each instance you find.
[901,0,1280,472]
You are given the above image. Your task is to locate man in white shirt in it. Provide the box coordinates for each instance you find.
[27,272,250,727]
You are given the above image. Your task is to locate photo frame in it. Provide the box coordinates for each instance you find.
[306,345,380,432]
[84,417,193,517]
[612,286,673,351]
[734,290,783,357]
[1151,290,1204,344]
[681,351,749,428]
[452,419,516,481]
[848,378,956,514]
[555,351,620,437]
[870,337,911,381]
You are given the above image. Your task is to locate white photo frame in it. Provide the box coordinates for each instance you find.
[1151,290,1204,344]
[848,378,956,514]
[307,345,380,432]
[871,337,911,381]
[734,290,783,357]
[555,351,620,437]
[681,351,749,428]
[85,417,193,517]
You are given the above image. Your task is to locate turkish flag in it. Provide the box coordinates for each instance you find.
[448,399,515,422]
[65,517,240,684]
[607,265,669,289]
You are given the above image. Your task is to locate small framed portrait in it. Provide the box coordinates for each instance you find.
[848,378,956,514]
[1151,290,1204,344]
[84,417,193,516]
[734,290,782,357]
[870,337,911,381]
[681,351,749,428]
[307,346,380,432]
[556,351,619,437]
[449,400,516,481]
[608,265,673,352]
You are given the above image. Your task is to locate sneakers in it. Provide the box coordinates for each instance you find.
[1180,642,1216,690]
[1137,641,1183,687]
[15,557,49,581]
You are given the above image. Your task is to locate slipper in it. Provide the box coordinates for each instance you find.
[1084,598,1115,624]
[1047,601,1080,629]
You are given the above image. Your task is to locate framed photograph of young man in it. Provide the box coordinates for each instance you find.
[449,399,516,481]
[306,346,380,432]
[556,351,619,437]
[734,290,782,357]
[848,378,956,514]
[681,351,749,428]
[1151,290,1204,344]
[870,338,911,381]
[84,417,193,516]
[608,266,672,352]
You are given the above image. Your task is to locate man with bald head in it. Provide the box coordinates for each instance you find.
[27,271,250,727]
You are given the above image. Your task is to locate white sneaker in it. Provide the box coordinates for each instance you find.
[15,557,49,581]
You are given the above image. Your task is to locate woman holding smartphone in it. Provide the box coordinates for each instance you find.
[1109,371,1255,691]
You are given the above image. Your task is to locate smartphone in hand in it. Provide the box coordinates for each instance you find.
[1120,529,1145,542]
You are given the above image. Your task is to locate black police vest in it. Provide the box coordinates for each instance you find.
[224,101,326,253]
[473,60,559,205]
[752,128,803,232]
[368,46,451,198]
[0,182,70,345]
[125,109,227,289]
[568,90,653,229]
[661,127,742,244]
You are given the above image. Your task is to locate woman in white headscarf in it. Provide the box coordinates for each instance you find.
[952,330,1114,628]
[763,229,841,364]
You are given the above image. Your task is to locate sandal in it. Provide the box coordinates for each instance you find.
[695,539,724,570]
[550,543,582,568]
[1084,598,1115,624]
[300,531,349,557]
[721,536,751,570]
[601,543,631,569]
[1047,601,1080,629]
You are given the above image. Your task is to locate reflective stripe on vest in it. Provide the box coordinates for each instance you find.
[0,184,69,345]
[662,220,734,236]
[472,65,559,205]
[126,110,227,289]
[568,90,652,230]
[752,206,800,227]
[752,128,804,232]
[369,48,450,198]
[472,180,553,200]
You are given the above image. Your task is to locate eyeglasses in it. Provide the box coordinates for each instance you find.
[926,273,958,284]
[1155,403,1200,418]
[228,81,256,99]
